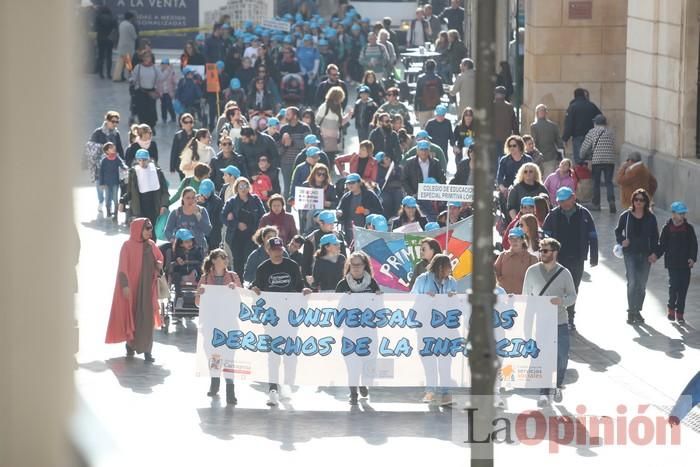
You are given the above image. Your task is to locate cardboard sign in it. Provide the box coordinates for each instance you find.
[294,187,324,210]
[205,63,221,93]
[261,18,291,32]
[418,183,474,202]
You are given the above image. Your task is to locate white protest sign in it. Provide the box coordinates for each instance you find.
[261,18,291,32]
[392,221,422,233]
[196,287,557,388]
[294,187,324,210]
[418,183,474,203]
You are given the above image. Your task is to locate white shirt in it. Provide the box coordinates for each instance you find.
[418,158,430,180]
[412,21,426,46]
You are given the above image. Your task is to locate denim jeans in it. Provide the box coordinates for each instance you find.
[104,184,119,215]
[541,323,569,394]
[96,181,104,204]
[624,252,651,312]
[572,135,585,164]
[591,163,615,206]
[668,268,691,313]
[558,257,584,324]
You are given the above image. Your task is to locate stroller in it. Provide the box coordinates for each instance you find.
[159,239,203,333]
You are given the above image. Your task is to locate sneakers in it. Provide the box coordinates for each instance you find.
[225,382,237,406]
[537,394,551,408]
[358,386,369,398]
[97,202,104,214]
[125,343,135,358]
[422,392,435,403]
[627,312,636,325]
[349,392,359,405]
[667,307,676,321]
[553,388,563,403]
[207,377,220,397]
[609,202,617,213]
[267,389,279,407]
[568,322,576,332]
[439,395,454,407]
[677,313,685,324]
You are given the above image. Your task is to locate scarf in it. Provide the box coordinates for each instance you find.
[345,272,372,292]
[136,137,152,150]
[101,122,116,137]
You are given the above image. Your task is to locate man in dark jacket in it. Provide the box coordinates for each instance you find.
[563,88,602,164]
[542,187,599,330]
[204,23,226,63]
[402,141,446,195]
[237,126,280,175]
[315,64,349,108]
[353,86,378,142]
[438,0,465,39]
[336,173,383,243]
[94,5,117,79]
[170,113,195,179]
[209,135,248,191]
[369,112,402,163]
[414,59,445,128]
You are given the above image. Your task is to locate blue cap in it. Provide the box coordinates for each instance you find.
[362,17,371,24]
[319,39,329,46]
[306,146,321,157]
[417,140,431,150]
[267,117,280,126]
[402,196,418,208]
[671,201,688,214]
[425,222,440,231]
[520,196,536,207]
[424,177,438,184]
[195,33,205,41]
[345,173,361,183]
[358,85,370,94]
[303,34,313,41]
[372,215,389,232]
[508,227,526,238]
[416,130,431,140]
[278,108,287,117]
[556,186,575,202]
[374,151,385,162]
[319,210,337,224]
[320,233,340,246]
[351,24,361,31]
[135,149,150,160]
[304,134,320,145]
[325,28,337,37]
[284,35,293,44]
[175,228,194,241]
[221,165,241,177]
[161,57,170,65]
[230,78,241,90]
[183,66,193,75]
[448,201,462,207]
[463,136,474,147]
[435,104,448,116]
[198,179,215,196]
[216,60,224,70]
[244,20,253,28]
[366,213,379,224]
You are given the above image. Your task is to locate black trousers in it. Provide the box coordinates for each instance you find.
[668,268,691,314]
[96,39,113,77]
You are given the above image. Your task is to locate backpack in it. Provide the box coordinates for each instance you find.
[421,75,442,109]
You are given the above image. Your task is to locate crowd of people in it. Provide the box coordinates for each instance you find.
[95,1,697,411]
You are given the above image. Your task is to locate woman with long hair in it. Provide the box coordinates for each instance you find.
[362,70,386,106]
[180,40,204,69]
[316,86,352,165]
[335,252,381,405]
[337,174,384,244]
[507,162,549,220]
[242,225,282,284]
[409,237,441,289]
[125,123,159,167]
[390,196,428,231]
[614,188,660,325]
[434,31,450,82]
[219,106,246,145]
[518,213,542,254]
[311,234,346,291]
[298,163,337,235]
[179,128,215,178]
[544,158,578,206]
[453,107,475,164]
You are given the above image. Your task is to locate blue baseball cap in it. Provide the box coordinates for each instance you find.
[435,104,448,116]
[230,78,241,90]
[319,210,337,224]
[183,66,193,75]
[198,179,215,196]
[417,140,431,150]
[284,35,293,44]
[244,20,253,28]
[508,227,526,238]
[195,33,205,41]
[161,57,170,65]
[304,134,320,145]
[448,201,462,207]
[216,60,224,70]
[319,39,329,46]
[424,177,438,184]
[556,187,575,202]
[221,165,241,177]
[402,196,418,208]
[345,173,361,183]
[425,222,440,231]
[351,24,361,32]
[306,146,321,157]
[372,215,389,232]
[374,151,385,162]
[278,108,287,117]
[135,149,150,160]
[366,213,379,225]
[267,117,280,127]
[671,201,688,214]
[358,85,370,94]
[416,130,431,140]
[520,196,536,207]
[320,233,340,246]
[222,23,231,29]
[175,228,194,241]
[303,34,313,42]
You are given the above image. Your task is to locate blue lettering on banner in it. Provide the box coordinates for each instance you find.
[379,337,413,356]
[419,337,469,356]
[493,309,518,329]
[287,307,423,328]
[495,338,541,358]
[239,299,280,326]
[430,309,462,328]
[341,337,372,356]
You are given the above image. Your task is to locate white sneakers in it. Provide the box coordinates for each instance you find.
[267,389,279,407]
[494,394,506,409]
[537,394,551,408]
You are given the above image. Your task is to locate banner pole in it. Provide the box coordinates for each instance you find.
[445,211,450,254]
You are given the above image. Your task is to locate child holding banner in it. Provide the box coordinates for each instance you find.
[195,249,241,406]
[335,252,381,405]
[311,234,346,291]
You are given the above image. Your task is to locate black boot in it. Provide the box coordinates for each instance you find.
[144,352,155,363]
[634,311,645,324]
[609,202,617,213]
[125,343,135,357]
[207,377,220,397]
[349,386,358,405]
[226,382,237,406]
[626,311,636,325]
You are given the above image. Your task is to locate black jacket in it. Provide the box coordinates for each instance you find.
[337,187,384,227]
[236,132,280,174]
[369,127,402,163]
[302,229,347,276]
[315,79,349,108]
[657,219,698,269]
[125,141,159,167]
[209,151,249,191]
[451,158,471,185]
[563,97,602,141]
[543,204,599,265]
[401,156,446,195]
[614,211,659,256]
[312,255,346,291]
[352,98,379,131]
[94,8,117,41]
[90,126,124,159]
[170,129,194,173]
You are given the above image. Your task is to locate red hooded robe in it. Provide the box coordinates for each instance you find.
[105,218,164,343]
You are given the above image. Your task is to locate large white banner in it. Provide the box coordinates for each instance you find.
[195,287,557,388]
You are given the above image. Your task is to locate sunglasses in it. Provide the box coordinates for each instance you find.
[221,142,232,146]
[523,170,534,174]
[109,119,120,123]
[539,249,554,254]
[633,197,645,202]
[182,120,194,124]
[238,183,249,190]
[508,144,518,148]
[316,172,328,177]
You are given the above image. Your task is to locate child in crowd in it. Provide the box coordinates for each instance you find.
[288,234,305,269]
[157,58,178,123]
[171,229,204,298]
[98,142,128,219]
[310,234,346,291]
[657,201,698,323]
[195,248,242,405]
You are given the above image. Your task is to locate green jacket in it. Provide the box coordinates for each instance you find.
[169,176,201,206]
[401,142,447,172]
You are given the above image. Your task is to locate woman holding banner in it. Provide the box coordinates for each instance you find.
[411,254,458,406]
[408,238,442,290]
[336,252,381,405]
[390,196,429,231]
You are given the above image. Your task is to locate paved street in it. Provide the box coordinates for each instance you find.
[75,74,700,465]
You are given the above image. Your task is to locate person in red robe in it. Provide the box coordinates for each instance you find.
[105,218,163,362]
